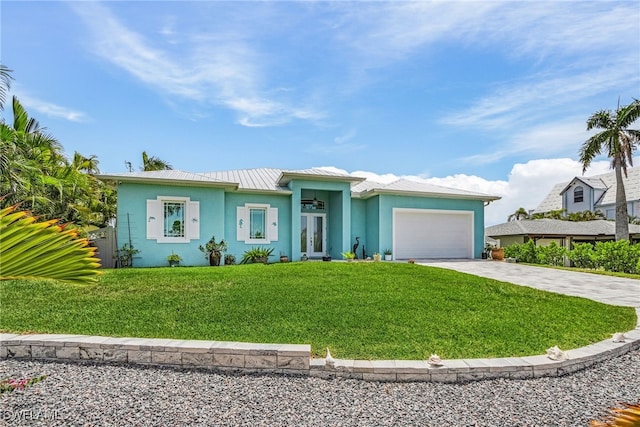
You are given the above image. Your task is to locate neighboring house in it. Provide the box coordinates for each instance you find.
[97,168,500,267]
[486,219,640,249]
[535,167,640,219]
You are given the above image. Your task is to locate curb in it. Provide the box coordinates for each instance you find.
[1,308,638,383]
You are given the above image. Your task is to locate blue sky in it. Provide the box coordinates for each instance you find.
[2,1,639,224]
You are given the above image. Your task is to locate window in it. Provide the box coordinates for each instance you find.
[164,201,185,238]
[574,186,584,203]
[250,208,266,239]
[237,204,278,243]
[146,196,199,243]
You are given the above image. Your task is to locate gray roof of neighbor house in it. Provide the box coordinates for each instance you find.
[534,167,640,213]
[98,167,500,201]
[486,219,640,238]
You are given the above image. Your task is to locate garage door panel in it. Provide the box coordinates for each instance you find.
[394,210,473,259]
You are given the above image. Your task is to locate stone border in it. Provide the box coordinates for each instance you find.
[1,308,638,382]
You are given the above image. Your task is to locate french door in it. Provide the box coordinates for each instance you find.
[300,213,326,257]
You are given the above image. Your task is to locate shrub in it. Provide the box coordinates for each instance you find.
[593,240,640,273]
[537,241,567,266]
[567,243,596,269]
[504,240,538,263]
[240,247,274,264]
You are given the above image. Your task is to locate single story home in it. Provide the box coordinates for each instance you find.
[486,219,640,249]
[98,168,500,267]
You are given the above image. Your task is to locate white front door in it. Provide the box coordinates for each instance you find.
[301,213,326,258]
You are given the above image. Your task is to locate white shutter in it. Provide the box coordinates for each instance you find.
[237,206,249,241]
[268,207,278,241]
[187,201,200,240]
[146,199,162,240]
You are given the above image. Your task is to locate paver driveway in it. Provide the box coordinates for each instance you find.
[422,260,640,308]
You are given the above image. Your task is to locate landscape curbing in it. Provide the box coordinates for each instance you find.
[1,307,638,383]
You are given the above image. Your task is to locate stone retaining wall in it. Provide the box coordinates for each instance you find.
[2,308,638,382]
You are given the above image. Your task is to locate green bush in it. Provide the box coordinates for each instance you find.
[567,243,596,269]
[240,246,274,264]
[503,240,538,263]
[593,240,640,273]
[537,241,567,266]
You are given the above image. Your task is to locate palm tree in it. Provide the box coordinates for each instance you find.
[0,63,13,110]
[141,151,172,171]
[579,99,640,241]
[507,207,530,221]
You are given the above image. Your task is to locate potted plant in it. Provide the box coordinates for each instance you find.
[383,249,392,261]
[279,252,289,263]
[224,254,236,265]
[240,246,274,264]
[341,251,356,262]
[322,253,332,262]
[166,252,182,267]
[199,236,227,266]
[372,252,382,262]
[491,247,505,261]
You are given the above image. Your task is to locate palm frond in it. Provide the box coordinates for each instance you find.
[0,204,101,284]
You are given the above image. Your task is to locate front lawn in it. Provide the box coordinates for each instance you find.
[0,263,635,359]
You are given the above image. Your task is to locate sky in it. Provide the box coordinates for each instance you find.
[2,1,639,225]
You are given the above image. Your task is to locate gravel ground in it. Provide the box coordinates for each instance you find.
[1,351,639,426]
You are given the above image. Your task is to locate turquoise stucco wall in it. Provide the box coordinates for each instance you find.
[350,198,367,257]
[115,182,225,267]
[377,194,486,258]
[223,192,291,262]
[287,179,352,260]
[365,196,381,255]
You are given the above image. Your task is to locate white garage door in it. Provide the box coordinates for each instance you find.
[394,209,474,259]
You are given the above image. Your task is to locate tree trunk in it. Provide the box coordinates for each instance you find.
[614,155,630,241]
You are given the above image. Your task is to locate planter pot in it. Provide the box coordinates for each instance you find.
[373,254,382,262]
[384,254,392,261]
[280,256,289,263]
[322,256,331,262]
[490,248,505,261]
[168,260,179,267]
[255,257,268,264]
[481,252,488,259]
[209,253,221,266]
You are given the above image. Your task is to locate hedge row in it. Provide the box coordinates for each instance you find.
[503,240,640,274]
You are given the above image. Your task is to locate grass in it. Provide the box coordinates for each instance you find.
[0,263,636,360]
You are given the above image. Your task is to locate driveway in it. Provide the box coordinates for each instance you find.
[421,260,640,308]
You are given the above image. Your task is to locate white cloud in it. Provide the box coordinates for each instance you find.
[17,92,88,122]
[319,157,622,226]
[70,2,323,127]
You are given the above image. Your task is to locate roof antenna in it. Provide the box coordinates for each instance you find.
[125,161,133,172]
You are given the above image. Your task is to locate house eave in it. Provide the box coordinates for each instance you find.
[277,172,366,186]
[97,174,239,190]
[356,188,501,202]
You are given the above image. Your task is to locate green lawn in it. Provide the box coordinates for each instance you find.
[0,262,635,360]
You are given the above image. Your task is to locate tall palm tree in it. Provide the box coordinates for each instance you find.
[579,99,640,241]
[507,207,530,221]
[141,151,172,171]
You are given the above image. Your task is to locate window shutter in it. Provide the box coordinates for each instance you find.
[237,206,249,241]
[187,201,200,240]
[268,207,278,241]
[146,199,161,240]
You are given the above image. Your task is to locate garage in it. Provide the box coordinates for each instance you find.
[393,209,474,259]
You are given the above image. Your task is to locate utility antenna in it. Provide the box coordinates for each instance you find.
[124,161,133,172]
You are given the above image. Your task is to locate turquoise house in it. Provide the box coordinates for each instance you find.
[98,168,499,267]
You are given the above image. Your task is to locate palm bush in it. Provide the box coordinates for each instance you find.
[240,246,274,264]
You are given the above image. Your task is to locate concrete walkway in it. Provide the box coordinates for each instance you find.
[421,260,640,308]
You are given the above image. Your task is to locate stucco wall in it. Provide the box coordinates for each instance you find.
[116,182,225,267]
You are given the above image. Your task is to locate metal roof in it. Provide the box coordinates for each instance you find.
[354,178,500,202]
[98,167,500,201]
[534,167,640,213]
